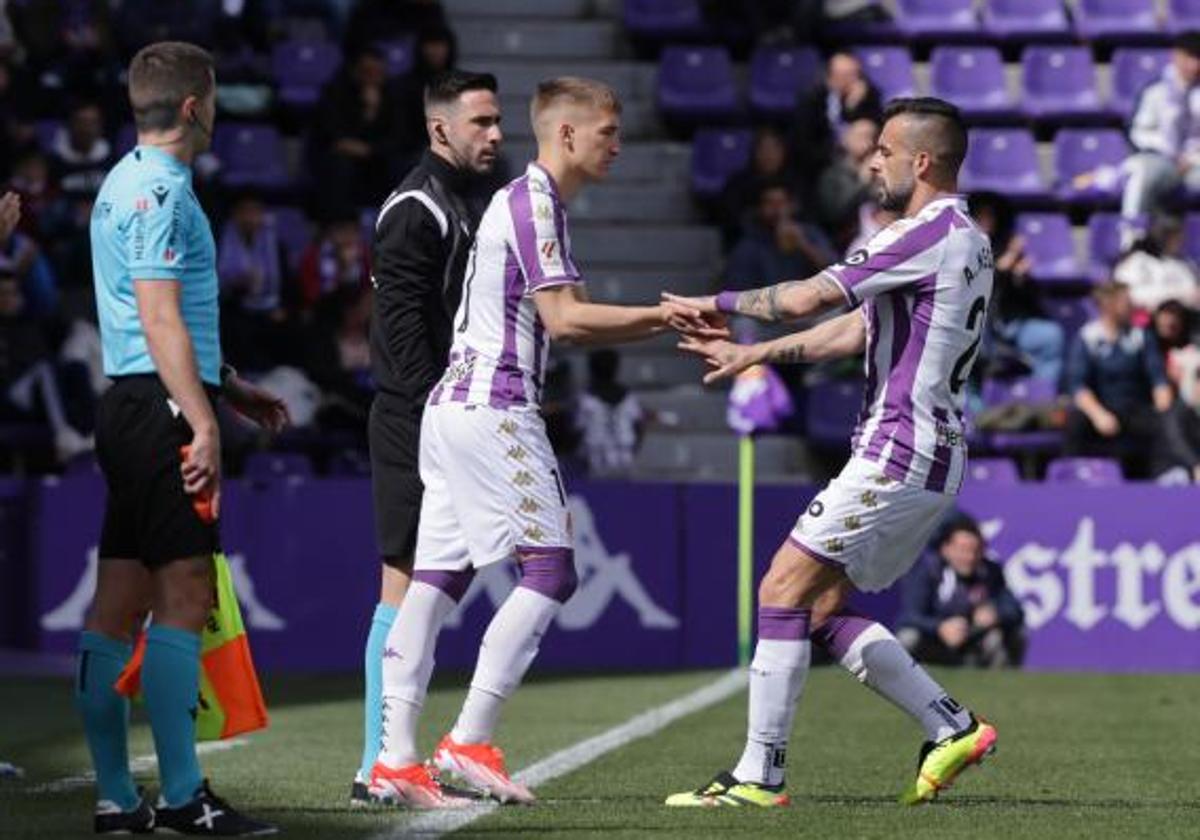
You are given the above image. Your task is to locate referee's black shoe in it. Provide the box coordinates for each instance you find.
[94,787,155,834]
[155,780,278,836]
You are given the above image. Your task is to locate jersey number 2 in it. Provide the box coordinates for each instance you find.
[949,296,987,394]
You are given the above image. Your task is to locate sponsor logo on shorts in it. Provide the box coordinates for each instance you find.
[506,445,528,462]
[859,490,879,509]
[523,525,546,541]
[519,497,540,514]
[824,537,845,554]
[513,470,534,487]
[807,500,824,518]
[843,514,862,531]
[872,474,892,486]
[936,421,963,448]
[499,418,519,436]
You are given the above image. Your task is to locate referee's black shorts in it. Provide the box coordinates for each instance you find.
[95,375,220,567]
[369,394,424,567]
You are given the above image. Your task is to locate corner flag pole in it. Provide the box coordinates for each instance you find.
[737,434,754,666]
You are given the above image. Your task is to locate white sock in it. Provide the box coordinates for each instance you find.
[450,586,561,745]
[377,582,458,767]
[732,638,811,787]
[838,623,972,742]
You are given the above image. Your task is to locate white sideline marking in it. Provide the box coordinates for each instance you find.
[26,738,251,794]
[376,669,746,840]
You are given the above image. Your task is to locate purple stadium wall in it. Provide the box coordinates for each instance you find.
[12,475,1199,673]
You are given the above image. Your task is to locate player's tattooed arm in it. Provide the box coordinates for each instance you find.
[662,272,847,326]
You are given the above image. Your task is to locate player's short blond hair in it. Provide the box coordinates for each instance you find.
[530,76,622,128]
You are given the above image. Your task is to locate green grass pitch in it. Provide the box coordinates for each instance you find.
[2,667,1198,838]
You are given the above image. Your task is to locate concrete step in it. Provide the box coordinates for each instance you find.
[502,141,690,184]
[477,60,659,103]
[442,0,594,18]
[588,268,715,304]
[497,94,661,140]
[569,183,696,223]
[455,19,620,60]
[572,223,722,267]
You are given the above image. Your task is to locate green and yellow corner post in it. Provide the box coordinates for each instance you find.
[737,434,754,666]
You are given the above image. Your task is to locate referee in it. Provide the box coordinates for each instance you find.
[354,70,502,802]
[80,42,287,835]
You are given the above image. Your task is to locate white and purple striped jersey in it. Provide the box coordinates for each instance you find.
[429,162,581,409]
[820,195,994,495]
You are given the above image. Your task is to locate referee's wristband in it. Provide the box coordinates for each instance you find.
[219,363,237,390]
[715,291,739,314]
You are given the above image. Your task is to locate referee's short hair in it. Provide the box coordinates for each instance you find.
[424,70,498,113]
[128,41,215,133]
[881,96,968,179]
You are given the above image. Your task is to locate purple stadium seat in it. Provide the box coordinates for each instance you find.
[982,0,1071,41]
[1085,212,1123,282]
[1016,213,1083,283]
[805,380,863,449]
[657,46,739,123]
[115,123,137,154]
[1110,49,1170,118]
[961,129,1045,198]
[982,377,1058,406]
[929,47,1013,119]
[690,128,752,197]
[1022,47,1102,121]
[376,37,416,77]
[1045,296,1098,341]
[896,0,979,39]
[1045,457,1124,485]
[267,206,311,271]
[749,46,820,116]
[854,46,916,101]
[272,40,341,108]
[34,119,61,153]
[1075,0,1160,41]
[1183,214,1200,263]
[215,124,289,190]
[623,0,707,40]
[244,451,315,480]
[1053,129,1130,203]
[964,457,1021,485]
[1168,0,1200,33]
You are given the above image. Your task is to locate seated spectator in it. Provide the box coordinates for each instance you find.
[344,0,448,58]
[304,285,373,433]
[309,47,406,210]
[115,0,219,60]
[791,52,883,202]
[971,193,1064,384]
[716,126,802,243]
[0,271,90,461]
[726,180,836,292]
[297,214,371,314]
[1113,214,1200,313]
[7,149,58,240]
[0,226,57,316]
[1120,32,1200,245]
[46,99,114,288]
[396,24,458,171]
[8,0,118,102]
[576,350,645,476]
[897,516,1026,669]
[1156,300,1200,410]
[814,116,878,238]
[1065,281,1200,480]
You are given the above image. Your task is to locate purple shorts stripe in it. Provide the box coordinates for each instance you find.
[787,535,845,570]
[758,606,812,641]
[414,569,476,603]
[516,546,577,603]
[811,608,876,660]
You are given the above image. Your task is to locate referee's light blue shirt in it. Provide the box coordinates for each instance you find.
[91,144,221,386]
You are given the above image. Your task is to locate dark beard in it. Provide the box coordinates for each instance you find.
[876,181,912,212]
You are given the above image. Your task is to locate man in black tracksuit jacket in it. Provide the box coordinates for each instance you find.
[353,69,502,800]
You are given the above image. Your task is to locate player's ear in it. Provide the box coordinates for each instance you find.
[560,122,574,152]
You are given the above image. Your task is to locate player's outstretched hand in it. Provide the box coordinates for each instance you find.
[678,334,763,385]
[661,294,729,339]
[225,375,291,433]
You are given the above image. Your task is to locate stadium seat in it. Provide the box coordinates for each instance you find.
[1183,214,1200,263]
[689,127,752,197]
[964,457,1021,485]
[623,0,707,41]
[805,379,863,449]
[1044,296,1098,342]
[376,37,416,77]
[853,46,916,101]
[1109,48,1169,118]
[981,0,1070,41]
[748,46,820,117]
[895,0,980,39]
[1168,0,1200,34]
[1053,129,1130,204]
[657,46,740,123]
[1021,47,1102,121]
[982,376,1057,407]
[214,124,290,190]
[244,451,315,480]
[1045,457,1124,485]
[929,47,1014,120]
[1085,212,1123,282]
[960,129,1045,199]
[636,388,730,432]
[267,206,312,271]
[271,40,341,108]
[1074,0,1161,42]
[633,431,806,479]
[1016,213,1084,283]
